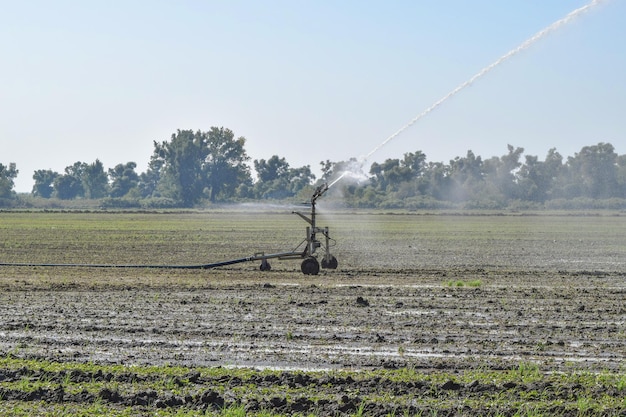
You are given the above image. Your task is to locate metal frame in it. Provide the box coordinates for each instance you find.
[253,183,338,275]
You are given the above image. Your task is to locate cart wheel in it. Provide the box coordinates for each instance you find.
[260,259,271,271]
[301,257,320,275]
[321,255,338,269]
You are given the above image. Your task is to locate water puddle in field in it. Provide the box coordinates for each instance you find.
[383,310,438,316]
[4,327,621,372]
[335,283,444,289]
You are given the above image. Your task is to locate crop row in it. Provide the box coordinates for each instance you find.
[0,356,624,416]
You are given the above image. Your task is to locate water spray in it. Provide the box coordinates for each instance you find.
[328,0,603,190]
[328,174,343,189]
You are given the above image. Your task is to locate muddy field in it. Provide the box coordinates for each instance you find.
[0,210,625,415]
[1,268,625,374]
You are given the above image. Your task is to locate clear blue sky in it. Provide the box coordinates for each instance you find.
[2,0,624,192]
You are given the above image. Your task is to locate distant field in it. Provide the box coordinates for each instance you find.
[1,209,625,416]
[2,209,626,273]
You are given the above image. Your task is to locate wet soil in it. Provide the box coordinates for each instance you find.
[1,267,624,373]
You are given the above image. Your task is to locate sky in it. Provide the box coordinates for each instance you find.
[1,0,624,193]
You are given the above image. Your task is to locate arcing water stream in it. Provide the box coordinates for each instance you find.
[328,0,603,189]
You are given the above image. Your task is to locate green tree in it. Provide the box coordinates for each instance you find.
[447,150,483,201]
[32,169,59,198]
[253,156,315,199]
[402,151,427,175]
[287,165,316,195]
[82,159,109,199]
[255,155,290,183]
[319,159,335,183]
[370,153,422,193]
[138,151,165,198]
[54,162,85,199]
[420,161,452,201]
[483,145,524,201]
[109,162,139,198]
[204,127,251,203]
[153,127,251,206]
[254,156,291,199]
[517,148,563,202]
[566,142,618,199]
[154,130,208,206]
[0,162,18,199]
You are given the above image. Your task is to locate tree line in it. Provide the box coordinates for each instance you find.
[343,142,626,210]
[1,127,625,209]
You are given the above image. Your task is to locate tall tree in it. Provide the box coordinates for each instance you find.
[253,156,315,199]
[54,162,85,199]
[254,156,290,183]
[370,158,400,191]
[138,150,165,198]
[287,165,316,195]
[82,159,109,199]
[32,169,59,198]
[448,150,483,201]
[566,142,618,199]
[109,162,139,198]
[517,148,563,202]
[319,160,335,183]
[154,130,208,206]
[0,162,18,199]
[153,127,251,206]
[483,145,524,200]
[402,151,427,175]
[370,152,421,192]
[420,161,452,201]
[204,127,251,203]
[254,156,291,199]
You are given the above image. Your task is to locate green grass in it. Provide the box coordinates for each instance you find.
[445,279,482,287]
[0,211,305,267]
[0,355,624,416]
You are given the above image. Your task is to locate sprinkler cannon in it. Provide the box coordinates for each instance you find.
[250,182,338,275]
[290,182,338,274]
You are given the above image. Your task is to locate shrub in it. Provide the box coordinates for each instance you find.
[100,197,141,209]
[140,197,180,209]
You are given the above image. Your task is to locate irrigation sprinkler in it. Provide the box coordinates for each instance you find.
[288,182,338,274]
[242,182,337,275]
[0,183,338,275]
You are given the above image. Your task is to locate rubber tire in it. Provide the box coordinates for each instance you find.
[301,257,320,275]
[321,255,338,269]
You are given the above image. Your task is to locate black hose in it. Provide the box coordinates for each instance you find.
[0,256,254,270]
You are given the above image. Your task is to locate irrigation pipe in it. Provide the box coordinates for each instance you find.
[0,256,255,270]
